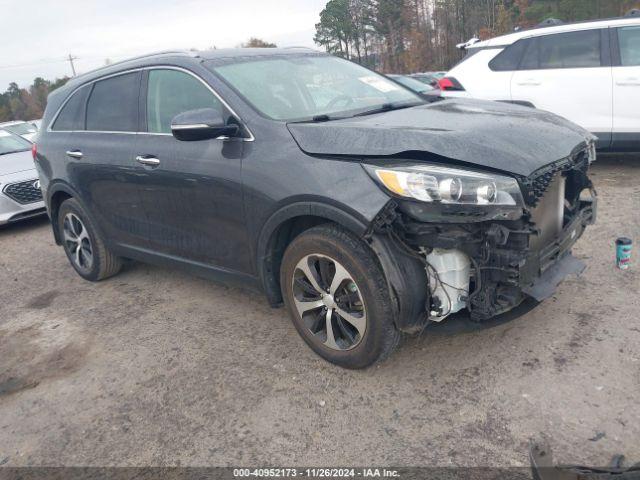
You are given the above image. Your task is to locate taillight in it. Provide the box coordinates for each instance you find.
[438,77,466,91]
[31,142,37,161]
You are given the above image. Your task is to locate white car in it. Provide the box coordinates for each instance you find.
[0,120,38,142]
[0,129,46,225]
[439,12,640,151]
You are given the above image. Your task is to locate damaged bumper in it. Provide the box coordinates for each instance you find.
[367,149,597,331]
[522,210,591,301]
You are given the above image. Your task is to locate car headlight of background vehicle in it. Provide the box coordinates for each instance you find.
[587,140,597,164]
[364,164,524,207]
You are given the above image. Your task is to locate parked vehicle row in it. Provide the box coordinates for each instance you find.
[386,74,441,102]
[34,48,597,368]
[440,14,640,151]
[0,129,46,225]
[410,71,447,87]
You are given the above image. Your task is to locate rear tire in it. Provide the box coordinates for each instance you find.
[57,198,122,281]
[280,223,400,369]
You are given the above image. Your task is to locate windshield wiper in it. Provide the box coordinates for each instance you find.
[289,114,347,124]
[352,101,422,118]
[312,114,332,122]
[288,101,422,124]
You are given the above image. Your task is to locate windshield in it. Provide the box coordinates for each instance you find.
[4,122,37,136]
[390,75,434,92]
[210,55,422,121]
[0,129,31,155]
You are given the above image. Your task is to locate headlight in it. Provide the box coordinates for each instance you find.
[364,164,524,207]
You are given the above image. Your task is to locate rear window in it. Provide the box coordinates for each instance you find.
[521,30,602,70]
[52,86,90,131]
[0,130,31,155]
[86,72,140,132]
[390,75,434,92]
[4,122,37,136]
[489,41,528,71]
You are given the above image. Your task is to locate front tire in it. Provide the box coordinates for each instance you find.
[280,224,400,368]
[57,198,122,281]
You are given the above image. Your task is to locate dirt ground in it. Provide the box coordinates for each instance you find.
[0,155,638,469]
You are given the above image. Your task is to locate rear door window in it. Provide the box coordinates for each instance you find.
[146,69,222,134]
[520,38,540,70]
[86,72,140,132]
[52,86,90,131]
[618,26,640,66]
[521,30,602,70]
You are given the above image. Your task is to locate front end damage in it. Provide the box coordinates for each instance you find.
[367,145,597,330]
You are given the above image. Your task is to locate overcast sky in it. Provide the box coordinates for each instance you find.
[0,0,325,90]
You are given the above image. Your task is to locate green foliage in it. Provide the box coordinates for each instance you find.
[242,38,277,48]
[0,76,69,122]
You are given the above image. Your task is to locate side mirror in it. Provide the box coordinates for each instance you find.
[171,108,240,141]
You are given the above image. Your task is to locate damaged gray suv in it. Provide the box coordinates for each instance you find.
[35,48,597,368]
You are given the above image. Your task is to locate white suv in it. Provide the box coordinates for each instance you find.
[440,13,640,151]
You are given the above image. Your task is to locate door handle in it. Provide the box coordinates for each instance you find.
[66,150,83,159]
[135,155,160,166]
[616,77,640,86]
[516,79,541,86]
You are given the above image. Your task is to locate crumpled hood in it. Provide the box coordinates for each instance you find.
[0,150,36,177]
[287,98,594,177]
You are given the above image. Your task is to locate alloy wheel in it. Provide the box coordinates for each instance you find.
[292,254,366,351]
[63,213,94,271]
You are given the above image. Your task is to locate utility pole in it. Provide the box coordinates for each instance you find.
[67,54,77,76]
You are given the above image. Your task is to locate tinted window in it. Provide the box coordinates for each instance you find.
[618,26,640,66]
[489,41,528,71]
[52,86,89,131]
[521,30,601,70]
[147,69,222,134]
[520,38,539,70]
[86,72,140,132]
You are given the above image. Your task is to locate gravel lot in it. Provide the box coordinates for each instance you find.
[0,155,638,469]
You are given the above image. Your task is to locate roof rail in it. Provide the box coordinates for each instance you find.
[71,50,197,81]
[456,37,480,50]
[625,8,640,17]
[536,18,565,28]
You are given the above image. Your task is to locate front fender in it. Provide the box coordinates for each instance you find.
[256,200,429,333]
[368,231,429,333]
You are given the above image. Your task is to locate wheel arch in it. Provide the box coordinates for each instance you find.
[256,201,370,307]
[47,182,105,247]
[47,182,79,245]
[257,200,429,334]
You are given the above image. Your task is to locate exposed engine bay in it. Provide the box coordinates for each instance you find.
[368,145,597,324]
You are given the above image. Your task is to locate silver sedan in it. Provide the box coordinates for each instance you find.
[0,130,46,225]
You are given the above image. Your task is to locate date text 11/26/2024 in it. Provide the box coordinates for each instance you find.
[233,468,400,478]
